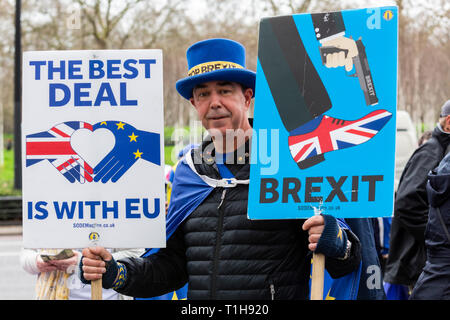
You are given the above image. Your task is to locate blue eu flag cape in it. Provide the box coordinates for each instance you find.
[138,150,362,300]
[309,218,362,300]
[136,151,249,300]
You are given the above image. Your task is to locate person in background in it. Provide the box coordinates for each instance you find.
[384,100,450,295]
[20,248,143,300]
[410,151,450,299]
[375,130,434,278]
[417,130,432,147]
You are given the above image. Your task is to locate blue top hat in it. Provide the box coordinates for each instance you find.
[176,38,256,100]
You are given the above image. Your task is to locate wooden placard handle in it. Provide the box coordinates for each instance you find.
[91,278,102,300]
[310,252,325,300]
[89,241,102,300]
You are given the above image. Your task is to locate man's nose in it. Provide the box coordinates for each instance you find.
[209,91,222,109]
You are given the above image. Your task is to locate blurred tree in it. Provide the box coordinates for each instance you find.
[396,0,450,132]
[74,0,143,49]
[0,0,448,133]
[0,0,15,135]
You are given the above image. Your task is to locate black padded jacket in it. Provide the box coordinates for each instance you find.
[116,139,361,300]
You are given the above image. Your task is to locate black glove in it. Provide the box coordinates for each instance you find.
[315,214,348,258]
[79,256,119,289]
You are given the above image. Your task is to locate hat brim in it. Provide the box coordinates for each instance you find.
[176,68,256,100]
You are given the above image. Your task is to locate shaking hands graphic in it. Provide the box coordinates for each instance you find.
[92,121,160,183]
[25,120,160,184]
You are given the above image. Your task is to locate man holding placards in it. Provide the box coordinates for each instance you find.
[79,38,361,300]
[22,49,166,300]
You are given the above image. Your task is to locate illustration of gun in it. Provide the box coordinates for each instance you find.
[319,38,378,106]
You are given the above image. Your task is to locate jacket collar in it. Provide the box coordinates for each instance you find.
[193,118,253,167]
[196,135,252,166]
[432,125,450,150]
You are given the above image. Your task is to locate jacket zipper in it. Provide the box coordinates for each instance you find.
[211,188,227,299]
[265,236,301,300]
[217,189,227,210]
[270,283,275,300]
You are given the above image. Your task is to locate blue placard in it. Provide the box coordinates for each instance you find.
[248,7,398,219]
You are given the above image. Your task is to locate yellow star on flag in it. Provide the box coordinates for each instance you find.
[337,228,343,241]
[171,291,187,300]
[100,121,107,126]
[128,132,138,142]
[116,121,125,130]
[325,289,336,300]
[133,149,143,159]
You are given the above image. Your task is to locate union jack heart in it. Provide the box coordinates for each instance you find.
[288,109,392,169]
[26,120,161,184]
[26,121,94,183]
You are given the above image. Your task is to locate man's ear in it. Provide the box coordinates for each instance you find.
[445,115,450,131]
[243,88,253,108]
[190,97,196,108]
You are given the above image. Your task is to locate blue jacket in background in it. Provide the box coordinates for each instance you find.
[410,153,450,300]
[346,218,387,300]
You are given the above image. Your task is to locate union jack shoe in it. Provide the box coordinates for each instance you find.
[288,109,392,169]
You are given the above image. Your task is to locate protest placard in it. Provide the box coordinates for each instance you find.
[248,7,398,220]
[22,50,165,249]
[248,6,398,300]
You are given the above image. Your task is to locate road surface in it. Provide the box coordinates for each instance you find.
[0,226,36,299]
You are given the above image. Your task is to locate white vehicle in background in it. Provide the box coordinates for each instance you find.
[395,110,418,192]
[381,110,416,221]
[375,110,418,263]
